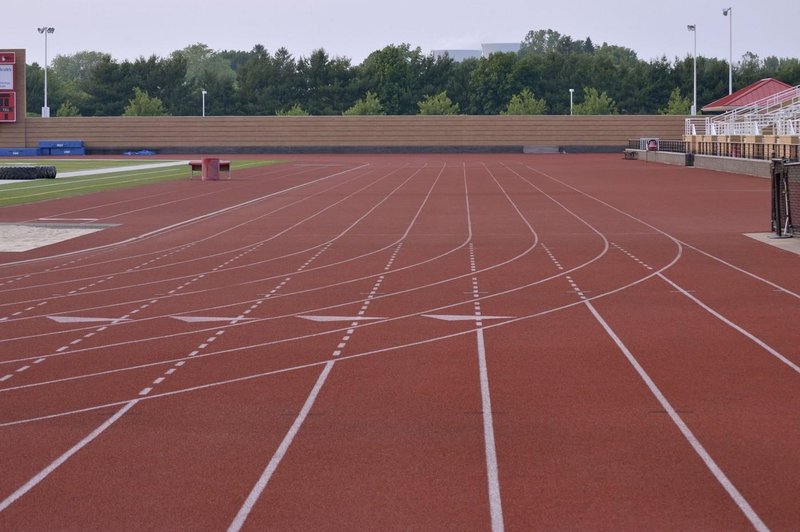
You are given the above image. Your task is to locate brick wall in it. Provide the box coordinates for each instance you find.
[1,115,685,152]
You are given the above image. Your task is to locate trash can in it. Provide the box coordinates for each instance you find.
[202,157,220,181]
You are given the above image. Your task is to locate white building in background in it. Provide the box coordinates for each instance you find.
[433,43,521,62]
[432,49,482,61]
[480,43,520,57]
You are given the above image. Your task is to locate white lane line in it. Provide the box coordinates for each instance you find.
[468,235,504,532]
[476,327,504,532]
[228,361,335,532]
[585,301,768,532]
[660,274,800,375]
[0,400,138,513]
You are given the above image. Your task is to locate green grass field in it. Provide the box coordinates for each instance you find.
[0,159,282,208]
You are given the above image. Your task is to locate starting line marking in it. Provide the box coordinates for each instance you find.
[48,316,129,324]
[422,314,513,321]
[172,316,257,323]
[297,315,386,322]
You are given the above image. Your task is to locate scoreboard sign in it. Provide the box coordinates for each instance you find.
[0,51,15,121]
[0,64,13,90]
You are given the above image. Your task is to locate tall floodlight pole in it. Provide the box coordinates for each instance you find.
[723,7,733,94]
[201,89,207,117]
[687,25,697,115]
[37,26,55,117]
[569,88,574,115]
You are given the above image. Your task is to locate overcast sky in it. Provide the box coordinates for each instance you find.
[7,1,799,66]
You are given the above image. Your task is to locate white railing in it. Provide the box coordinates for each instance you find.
[686,85,800,138]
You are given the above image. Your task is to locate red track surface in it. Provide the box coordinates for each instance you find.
[0,154,798,531]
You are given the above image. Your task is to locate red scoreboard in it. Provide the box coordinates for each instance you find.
[0,51,17,122]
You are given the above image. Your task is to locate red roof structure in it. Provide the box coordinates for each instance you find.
[702,78,793,113]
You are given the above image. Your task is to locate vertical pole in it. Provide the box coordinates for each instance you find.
[724,8,733,94]
[38,27,54,117]
[693,29,697,115]
[43,31,48,113]
[688,25,697,115]
[728,9,733,94]
[569,89,574,115]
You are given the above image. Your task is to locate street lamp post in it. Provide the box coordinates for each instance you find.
[687,25,697,115]
[37,26,55,118]
[569,88,574,115]
[723,7,733,94]
[201,89,207,117]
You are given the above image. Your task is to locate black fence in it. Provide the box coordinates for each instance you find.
[627,139,687,153]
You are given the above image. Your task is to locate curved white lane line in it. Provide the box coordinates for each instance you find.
[520,162,800,374]
[584,300,769,532]
[0,162,370,269]
[1,163,674,403]
[0,162,376,295]
[659,273,800,374]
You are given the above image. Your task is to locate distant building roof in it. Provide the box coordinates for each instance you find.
[432,49,482,62]
[702,78,793,113]
[481,43,520,57]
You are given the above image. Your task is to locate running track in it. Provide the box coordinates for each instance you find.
[0,154,798,531]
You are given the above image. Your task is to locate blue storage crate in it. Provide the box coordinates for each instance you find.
[38,139,85,149]
[0,148,41,156]
[49,147,86,156]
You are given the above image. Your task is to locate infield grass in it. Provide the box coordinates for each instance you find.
[0,159,282,208]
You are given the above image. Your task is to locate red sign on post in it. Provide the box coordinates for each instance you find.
[0,51,14,92]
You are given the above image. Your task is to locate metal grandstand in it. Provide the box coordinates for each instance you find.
[685,84,800,136]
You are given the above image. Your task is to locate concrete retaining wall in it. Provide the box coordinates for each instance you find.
[693,155,771,178]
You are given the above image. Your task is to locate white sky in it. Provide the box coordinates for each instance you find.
[6,1,799,66]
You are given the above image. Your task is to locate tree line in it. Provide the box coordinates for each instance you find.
[24,29,800,117]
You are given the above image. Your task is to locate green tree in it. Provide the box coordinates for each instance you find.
[237,46,301,115]
[173,43,236,85]
[467,52,519,114]
[277,103,309,116]
[25,63,44,115]
[83,56,135,116]
[417,91,459,115]
[659,87,691,115]
[358,44,430,114]
[572,87,618,115]
[123,87,168,116]
[56,101,81,116]
[299,49,356,115]
[343,91,385,115]
[502,88,547,115]
[520,29,595,57]
[50,51,108,112]
[519,29,564,56]
[52,51,109,84]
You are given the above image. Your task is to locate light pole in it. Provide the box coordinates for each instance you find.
[723,7,733,94]
[37,26,55,118]
[569,88,574,115]
[687,25,697,115]
[201,89,207,117]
